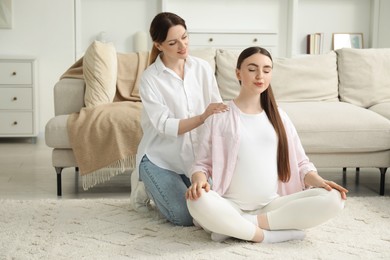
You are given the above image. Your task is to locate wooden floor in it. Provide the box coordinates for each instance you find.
[0,135,388,200]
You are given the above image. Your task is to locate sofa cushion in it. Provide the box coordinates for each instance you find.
[369,102,390,120]
[278,101,390,153]
[215,49,241,100]
[271,52,339,102]
[83,40,118,108]
[45,115,71,149]
[190,48,216,73]
[337,48,390,108]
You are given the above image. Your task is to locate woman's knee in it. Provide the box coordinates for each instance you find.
[172,207,193,226]
[151,192,193,226]
[153,185,193,226]
[313,188,344,208]
[187,189,215,219]
[314,188,345,216]
[327,189,345,212]
[139,161,193,226]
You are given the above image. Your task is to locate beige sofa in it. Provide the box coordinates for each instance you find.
[45,47,390,196]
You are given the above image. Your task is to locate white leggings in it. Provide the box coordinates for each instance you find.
[187,188,344,241]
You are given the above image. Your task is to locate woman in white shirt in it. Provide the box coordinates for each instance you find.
[186,46,348,242]
[134,12,227,226]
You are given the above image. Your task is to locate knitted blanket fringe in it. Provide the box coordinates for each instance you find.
[82,155,136,190]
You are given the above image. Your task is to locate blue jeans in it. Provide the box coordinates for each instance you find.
[139,155,193,226]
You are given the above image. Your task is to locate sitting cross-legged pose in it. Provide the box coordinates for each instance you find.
[186,46,348,243]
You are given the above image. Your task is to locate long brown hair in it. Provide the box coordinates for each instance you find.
[236,46,291,182]
[148,12,187,65]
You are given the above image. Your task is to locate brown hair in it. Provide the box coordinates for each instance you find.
[236,46,291,182]
[148,12,187,65]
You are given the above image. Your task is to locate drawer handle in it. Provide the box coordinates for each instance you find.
[13,121,18,125]
[12,72,17,76]
[12,97,18,101]
[208,38,213,42]
[253,38,258,43]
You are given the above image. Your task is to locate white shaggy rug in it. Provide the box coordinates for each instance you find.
[1,197,389,259]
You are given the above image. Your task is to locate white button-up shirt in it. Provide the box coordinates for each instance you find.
[136,54,223,177]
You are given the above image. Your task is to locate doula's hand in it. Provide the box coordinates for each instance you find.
[186,172,210,200]
[200,103,229,123]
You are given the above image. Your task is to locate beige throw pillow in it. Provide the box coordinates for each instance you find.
[215,49,241,101]
[337,48,390,108]
[190,48,216,73]
[271,52,339,102]
[83,41,117,108]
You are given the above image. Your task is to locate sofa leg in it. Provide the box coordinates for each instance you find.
[379,168,387,196]
[55,167,63,196]
[355,167,360,185]
[342,167,347,185]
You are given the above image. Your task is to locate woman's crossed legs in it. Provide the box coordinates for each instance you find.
[187,188,344,243]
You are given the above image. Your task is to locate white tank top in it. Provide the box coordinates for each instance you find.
[223,110,279,210]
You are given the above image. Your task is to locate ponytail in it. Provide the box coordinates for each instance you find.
[149,45,161,65]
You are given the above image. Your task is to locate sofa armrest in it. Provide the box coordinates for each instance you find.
[54,78,85,116]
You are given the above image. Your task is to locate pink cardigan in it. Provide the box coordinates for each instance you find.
[189,101,317,196]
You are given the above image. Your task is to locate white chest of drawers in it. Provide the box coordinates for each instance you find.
[0,57,38,139]
[189,31,278,54]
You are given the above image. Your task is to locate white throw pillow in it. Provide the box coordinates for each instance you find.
[83,40,118,108]
[271,52,339,102]
[215,49,241,101]
[337,48,390,108]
